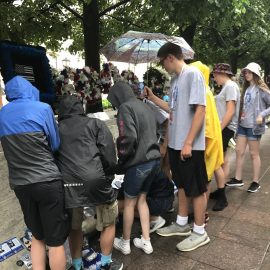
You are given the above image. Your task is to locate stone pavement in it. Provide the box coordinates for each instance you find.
[1,110,270,269]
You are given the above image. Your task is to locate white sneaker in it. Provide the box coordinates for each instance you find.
[150,216,166,233]
[113,237,131,255]
[133,236,153,254]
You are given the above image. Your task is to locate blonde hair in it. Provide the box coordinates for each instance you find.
[239,73,270,118]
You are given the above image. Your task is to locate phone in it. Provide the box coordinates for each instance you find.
[138,82,144,91]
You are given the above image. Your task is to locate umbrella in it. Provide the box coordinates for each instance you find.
[100,30,195,65]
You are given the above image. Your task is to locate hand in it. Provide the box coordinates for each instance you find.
[181,143,192,161]
[144,86,154,100]
[256,115,263,125]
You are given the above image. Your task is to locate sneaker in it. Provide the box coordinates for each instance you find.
[100,260,123,270]
[156,222,191,237]
[226,178,244,187]
[205,212,210,223]
[176,231,210,252]
[113,237,131,255]
[247,182,261,193]
[133,236,153,254]
[150,216,166,233]
[212,197,228,211]
[167,207,175,213]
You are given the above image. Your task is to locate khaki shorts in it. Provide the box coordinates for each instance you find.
[96,200,118,231]
[68,208,84,230]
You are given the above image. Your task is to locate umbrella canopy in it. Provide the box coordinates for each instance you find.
[100,31,195,65]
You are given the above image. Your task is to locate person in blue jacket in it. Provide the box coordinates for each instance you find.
[0,76,70,270]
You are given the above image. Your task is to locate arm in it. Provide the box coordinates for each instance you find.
[159,120,168,158]
[181,105,206,160]
[96,119,117,175]
[144,86,170,112]
[44,107,60,152]
[116,106,138,167]
[221,101,235,130]
[257,91,270,123]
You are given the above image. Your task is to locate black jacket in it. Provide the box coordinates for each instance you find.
[56,96,117,208]
[108,81,160,170]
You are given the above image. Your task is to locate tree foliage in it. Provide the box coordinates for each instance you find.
[0,0,270,73]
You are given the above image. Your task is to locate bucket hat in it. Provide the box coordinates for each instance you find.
[212,63,234,76]
[242,62,262,78]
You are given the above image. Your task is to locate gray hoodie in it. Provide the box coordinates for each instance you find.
[108,81,160,170]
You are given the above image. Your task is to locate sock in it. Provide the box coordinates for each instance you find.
[101,253,112,266]
[142,236,151,241]
[176,215,188,226]
[72,258,83,270]
[122,238,130,244]
[193,223,205,235]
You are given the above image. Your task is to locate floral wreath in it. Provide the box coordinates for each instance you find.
[143,67,170,98]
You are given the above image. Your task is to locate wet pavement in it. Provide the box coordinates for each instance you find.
[1,111,270,269]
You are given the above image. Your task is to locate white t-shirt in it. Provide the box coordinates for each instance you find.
[215,80,240,132]
[168,66,206,150]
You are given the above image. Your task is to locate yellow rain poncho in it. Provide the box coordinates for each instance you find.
[190,61,224,180]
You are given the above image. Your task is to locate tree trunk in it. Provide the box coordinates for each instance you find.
[83,0,100,72]
[230,53,238,75]
[82,0,103,112]
[181,22,197,47]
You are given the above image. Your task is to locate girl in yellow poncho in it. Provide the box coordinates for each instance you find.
[190,61,228,211]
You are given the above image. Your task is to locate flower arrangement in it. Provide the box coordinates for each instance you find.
[143,67,170,98]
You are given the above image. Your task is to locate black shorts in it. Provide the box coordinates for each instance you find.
[147,196,174,216]
[14,180,70,247]
[222,127,235,152]
[168,148,208,197]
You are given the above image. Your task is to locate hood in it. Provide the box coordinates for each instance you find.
[107,81,136,109]
[190,61,210,88]
[5,76,40,101]
[58,95,85,121]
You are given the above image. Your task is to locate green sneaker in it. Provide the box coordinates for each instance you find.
[176,231,210,252]
[156,222,191,237]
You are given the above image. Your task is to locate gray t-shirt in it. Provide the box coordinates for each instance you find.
[240,85,258,128]
[215,80,240,132]
[168,66,206,150]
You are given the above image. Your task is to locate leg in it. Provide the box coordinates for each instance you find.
[123,197,137,240]
[137,193,150,240]
[68,229,83,259]
[215,167,225,188]
[100,223,115,255]
[177,188,189,217]
[31,236,46,270]
[212,167,228,211]
[48,245,66,270]
[248,140,261,182]
[222,150,232,180]
[235,136,248,180]
[193,193,207,226]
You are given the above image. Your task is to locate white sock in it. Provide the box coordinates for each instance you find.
[193,223,205,235]
[176,215,188,226]
[122,238,130,244]
[142,236,151,242]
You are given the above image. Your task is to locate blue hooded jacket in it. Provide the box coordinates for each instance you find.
[0,76,61,188]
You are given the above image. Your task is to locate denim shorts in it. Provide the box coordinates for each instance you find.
[124,159,160,198]
[237,125,261,141]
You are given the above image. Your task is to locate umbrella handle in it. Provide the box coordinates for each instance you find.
[147,39,150,84]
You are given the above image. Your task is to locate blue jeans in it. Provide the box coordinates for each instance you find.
[124,159,160,198]
[237,125,261,141]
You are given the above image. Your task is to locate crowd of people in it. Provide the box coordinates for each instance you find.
[0,41,270,270]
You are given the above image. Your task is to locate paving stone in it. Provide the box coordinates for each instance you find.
[218,218,270,250]
[198,238,264,270]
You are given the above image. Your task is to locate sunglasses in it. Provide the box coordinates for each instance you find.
[158,56,168,66]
